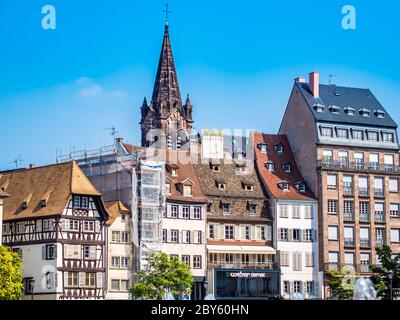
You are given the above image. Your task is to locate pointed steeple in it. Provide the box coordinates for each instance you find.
[151,23,182,115]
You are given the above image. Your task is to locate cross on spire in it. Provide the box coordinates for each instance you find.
[163,2,171,25]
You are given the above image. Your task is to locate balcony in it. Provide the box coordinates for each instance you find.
[324,262,340,272]
[317,160,400,174]
[343,185,354,196]
[359,187,369,197]
[360,239,371,248]
[359,264,371,273]
[344,238,355,247]
[343,212,355,222]
[359,213,370,223]
[209,261,277,270]
[374,189,385,197]
[376,238,386,246]
[374,212,385,223]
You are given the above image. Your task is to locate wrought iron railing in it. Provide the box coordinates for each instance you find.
[317,160,400,174]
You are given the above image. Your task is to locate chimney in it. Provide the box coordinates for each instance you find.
[294,77,306,83]
[29,164,35,169]
[115,137,123,143]
[309,72,319,97]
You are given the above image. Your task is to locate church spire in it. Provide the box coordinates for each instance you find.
[151,19,182,115]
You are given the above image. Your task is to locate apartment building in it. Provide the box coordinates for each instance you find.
[279,72,400,297]
[252,132,322,299]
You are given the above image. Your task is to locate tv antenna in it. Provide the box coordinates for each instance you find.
[10,154,23,169]
[105,126,118,138]
[329,74,338,86]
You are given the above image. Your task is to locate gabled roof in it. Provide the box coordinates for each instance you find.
[105,200,130,225]
[0,161,101,221]
[253,133,316,201]
[295,82,397,128]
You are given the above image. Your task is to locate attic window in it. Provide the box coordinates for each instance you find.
[40,199,47,207]
[242,182,254,191]
[171,169,177,176]
[165,183,171,194]
[359,108,371,117]
[258,143,267,153]
[295,182,306,193]
[329,105,340,114]
[22,202,28,210]
[183,185,192,196]
[344,107,355,116]
[216,181,226,190]
[278,181,290,192]
[248,204,257,215]
[274,143,284,154]
[313,104,324,112]
[374,109,385,118]
[282,163,292,173]
[265,161,275,172]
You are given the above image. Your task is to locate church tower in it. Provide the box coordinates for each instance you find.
[140,20,194,149]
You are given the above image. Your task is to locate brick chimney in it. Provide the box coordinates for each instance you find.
[309,72,319,97]
[294,77,306,83]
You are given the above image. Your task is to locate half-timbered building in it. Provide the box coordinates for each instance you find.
[0,161,109,300]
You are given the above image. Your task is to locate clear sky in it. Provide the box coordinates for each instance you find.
[1,0,400,170]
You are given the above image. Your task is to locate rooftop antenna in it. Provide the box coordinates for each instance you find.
[10,154,23,169]
[329,74,338,86]
[105,126,118,139]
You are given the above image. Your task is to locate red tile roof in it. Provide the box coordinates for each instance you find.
[253,132,315,201]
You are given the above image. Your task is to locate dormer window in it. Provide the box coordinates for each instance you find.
[242,182,254,191]
[265,161,275,172]
[248,204,257,215]
[40,199,47,207]
[367,131,379,141]
[383,132,394,143]
[336,128,349,139]
[183,185,192,196]
[258,143,267,153]
[295,182,306,193]
[274,143,284,154]
[171,169,177,176]
[359,108,371,117]
[216,180,226,190]
[278,181,290,192]
[374,109,385,118]
[167,164,179,176]
[329,105,340,114]
[321,127,333,137]
[282,163,292,173]
[313,103,324,112]
[344,107,355,116]
[22,202,28,210]
[165,183,171,194]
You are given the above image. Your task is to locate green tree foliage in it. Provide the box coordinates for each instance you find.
[0,246,24,300]
[130,252,194,300]
[327,266,356,300]
[370,245,400,300]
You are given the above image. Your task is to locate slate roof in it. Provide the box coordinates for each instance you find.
[296,82,397,128]
[253,132,316,201]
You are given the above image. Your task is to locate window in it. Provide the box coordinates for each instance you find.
[171,230,179,243]
[304,206,313,219]
[69,220,79,231]
[81,197,88,209]
[225,226,234,239]
[343,175,353,194]
[121,257,129,268]
[344,200,354,220]
[64,244,81,259]
[181,255,190,266]
[384,154,394,171]
[328,226,338,240]
[280,252,289,266]
[183,230,191,244]
[274,144,284,153]
[306,282,315,295]
[329,252,339,264]
[193,207,201,219]
[367,131,379,141]
[279,182,290,191]
[244,184,254,191]
[359,176,369,196]
[83,245,96,260]
[111,256,120,268]
[292,206,301,219]
[85,273,95,288]
[217,183,226,190]
[193,256,202,269]
[209,225,215,239]
[245,226,251,240]
[383,132,394,143]
[280,228,289,241]
[282,163,292,173]
[328,200,338,214]
[292,253,302,271]
[389,178,399,192]
[211,165,220,172]
[305,253,314,267]
[182,206,190,219]
[83,221,94,232]
[112,231,120,242]
[170,254,179,261]
[345,252,354,266]
[314,103,324,112]
[45,244,56,260]
[66,272,79,287]
[330,105,340,114]
[279,205,289,218]
[165,183,171,194]
[293,281,302,293]
[162,229,167,242]
[283,281,290,294]
[206,203,212,213]
[390,203,399,217]
[296,183,306,192]
[354,152,364,168]
[121,232,130,243]
[360,109,371,117]
[292,229,301,241]
[304,229,313,241]
[73,196,81,208]
[391,229,400,243]
[360,227,370,246]
[222,204,230,215]
[344,227,354,246]
[265,162,275,172]
[376,228,385,246]
[321,127,333,137]
[171,205,178,218]
[171,169,177,176]
[323,149,333,161]
[352,130,363,140]
[259,143,267,153]
[121,214,127,222]
[183,185,192,196]
[338,151,348,166]
[337,128,348,139]
[260,226,266,240]
[327,174,337,188]
[360,201,370,219]
[121,280,129,292]
[111,279,120,291]
[249,204,256,215]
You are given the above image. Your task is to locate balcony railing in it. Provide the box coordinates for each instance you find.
[360,239,371,247]
[343,185,354,196]
[374,212,385,223]
[359,188,369,197]
[359,213,370,223]
[208,261,277,270]
[324,262,339,271]
[344,238,355,247]
[374,189,385,197]
[359,264,371,273]
[376,238,386,246]
[343,212,355,222]
[324,263,372,273]
[317,160,400,174]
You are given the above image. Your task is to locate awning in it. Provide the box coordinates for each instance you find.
[207,245,276,254]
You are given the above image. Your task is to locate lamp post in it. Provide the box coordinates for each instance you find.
[30,278,35,301]
[388,272,393,301]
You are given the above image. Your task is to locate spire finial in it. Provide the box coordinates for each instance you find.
[163,2,171,26]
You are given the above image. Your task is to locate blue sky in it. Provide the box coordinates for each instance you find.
[1,0,400,170]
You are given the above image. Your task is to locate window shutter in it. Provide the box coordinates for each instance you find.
[298,253,303,271]
[90,246,96,259]
[303,282,307,295]
[256,226,261,240]
[288,229,293,241]
[277,228,281,240]
[96,272,103,288]
[95,221,100,233]
[314,282,319,295]
[301,230,306,242]
[79,272,85,287]
[42,245,46,260]
[36,220,42,232]
[50,272,56,288]
[54,245,57,258]
[218,224,224,239]
[235,226,240,240]
[290,281,294,295]
[266,226,272,241]
[64,272,68,287]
